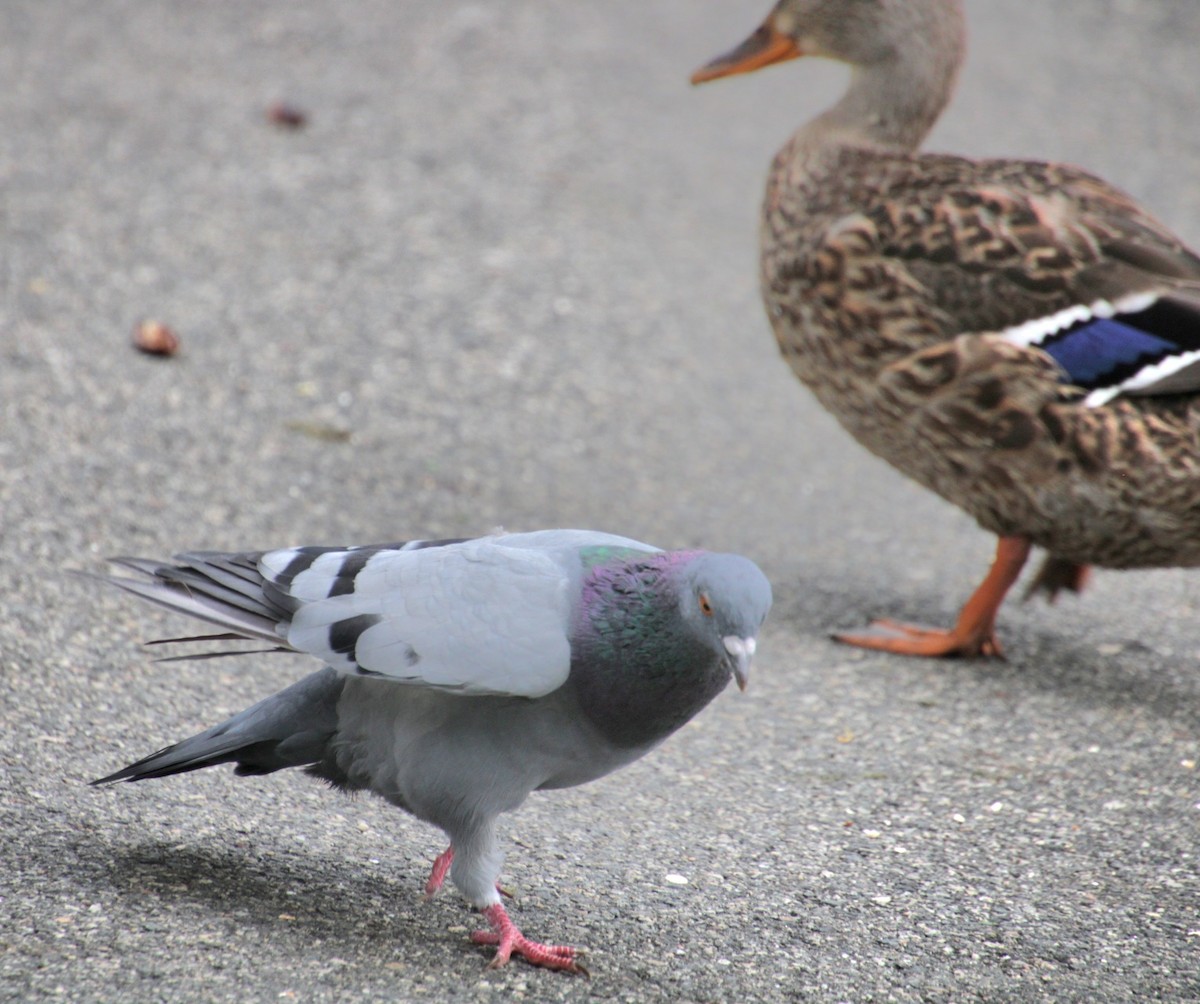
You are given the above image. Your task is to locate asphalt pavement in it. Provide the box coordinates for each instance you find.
[2,1,1199,1001]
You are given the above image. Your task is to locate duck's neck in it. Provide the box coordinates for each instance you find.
[802,16,964,155]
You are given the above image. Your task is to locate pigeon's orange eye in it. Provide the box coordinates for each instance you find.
[698,593,714,617]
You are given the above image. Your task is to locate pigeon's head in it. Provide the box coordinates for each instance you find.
[678,553,773,692]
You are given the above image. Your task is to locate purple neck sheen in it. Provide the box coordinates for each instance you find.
[578,549,702,617]
[570,549,728,750]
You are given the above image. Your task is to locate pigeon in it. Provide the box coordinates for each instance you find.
[91,529,772,972]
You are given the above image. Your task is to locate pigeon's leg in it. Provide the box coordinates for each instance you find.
[1023,555,1091,603]
[423,846,455,900]
[424,846,512,901]
[470,903,587,975]
[834,536,1031,658]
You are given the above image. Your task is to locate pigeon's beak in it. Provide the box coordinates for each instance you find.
[722,635,757,692]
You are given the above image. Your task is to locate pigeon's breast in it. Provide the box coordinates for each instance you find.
[329,677,642,824]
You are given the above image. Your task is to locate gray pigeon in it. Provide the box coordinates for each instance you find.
[92,529,772,972]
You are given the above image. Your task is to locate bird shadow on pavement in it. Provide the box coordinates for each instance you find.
[93,836,475,960]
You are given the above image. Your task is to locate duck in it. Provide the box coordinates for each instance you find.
[692,0,1200,657]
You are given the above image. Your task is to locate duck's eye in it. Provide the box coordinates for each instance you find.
[698,592,714,617]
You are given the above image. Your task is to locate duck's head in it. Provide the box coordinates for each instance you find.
[691,0,965,150]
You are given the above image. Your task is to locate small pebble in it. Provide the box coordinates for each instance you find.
[133,320,180,356]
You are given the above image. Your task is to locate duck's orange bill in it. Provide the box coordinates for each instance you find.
[690,22,802,85]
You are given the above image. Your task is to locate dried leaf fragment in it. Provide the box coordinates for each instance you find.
[267,101,308,129]
[286,419,351,443]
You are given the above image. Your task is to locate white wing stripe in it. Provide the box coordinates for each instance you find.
[998,292,1158,348]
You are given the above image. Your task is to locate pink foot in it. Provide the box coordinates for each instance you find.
[470,903,587,975]
[423,846,455,900]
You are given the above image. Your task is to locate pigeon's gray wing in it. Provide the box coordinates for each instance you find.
[101,530,665,697]
[267,536,578,697]
[491,529,663,556]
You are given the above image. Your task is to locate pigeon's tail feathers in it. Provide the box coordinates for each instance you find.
[104,552,288,649]
[92,667,346,784]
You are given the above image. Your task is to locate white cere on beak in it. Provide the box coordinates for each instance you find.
[722,636,757,692]
[723,636,756,658]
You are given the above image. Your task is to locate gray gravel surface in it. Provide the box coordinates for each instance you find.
[3,1,1199,1001]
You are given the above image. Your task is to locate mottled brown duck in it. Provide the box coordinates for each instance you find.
[693,0,1200,657]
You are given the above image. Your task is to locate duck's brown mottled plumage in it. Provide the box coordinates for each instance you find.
[695,0,1200,656]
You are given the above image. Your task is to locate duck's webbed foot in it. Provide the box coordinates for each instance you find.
[834,536,1032,659]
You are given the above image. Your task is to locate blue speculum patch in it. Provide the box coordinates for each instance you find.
[1043,317,1174,387]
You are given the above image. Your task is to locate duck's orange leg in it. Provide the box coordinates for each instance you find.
[835,536,1032,658]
